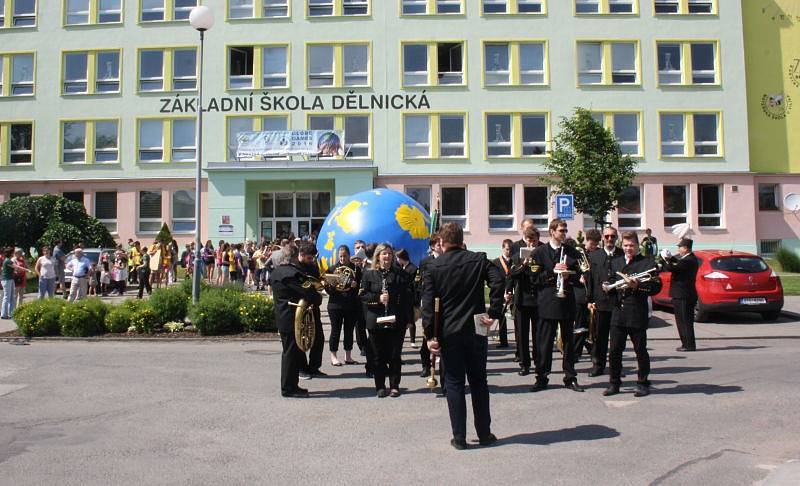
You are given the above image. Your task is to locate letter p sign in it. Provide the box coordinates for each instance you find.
[555,194,574,220]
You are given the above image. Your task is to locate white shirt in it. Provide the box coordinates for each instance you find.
[549,241,562,251]
[37,256,56,279]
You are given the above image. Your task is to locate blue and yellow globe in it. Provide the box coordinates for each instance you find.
[318,188,431,270]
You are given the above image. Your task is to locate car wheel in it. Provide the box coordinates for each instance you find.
[694,303,710,323]
[761,311,780,322]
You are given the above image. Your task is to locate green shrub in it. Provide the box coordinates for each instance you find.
[776,247,800,273]
[238,293,276,332]
[148,286,189,325]
[14,298,66,337]
[130,307,159,334]
[105,305,134,334]
[60,304,104,337]
[189,288,244,336]
[121,298,147,313]
[78,298,109,326]
[180,278,211,298]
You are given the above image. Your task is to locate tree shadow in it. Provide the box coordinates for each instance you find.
[500,424,620,446]
[489,383,534,394]
[622,355,686,362]
[309,385,443,399]
[654,383,743,395]
[648,366,712,374]
[698,345,767,352]
[582,379,678,389]
[647,316,672,329]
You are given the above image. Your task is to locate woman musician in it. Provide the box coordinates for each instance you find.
[360,243,411,398]
[326,245,362,367]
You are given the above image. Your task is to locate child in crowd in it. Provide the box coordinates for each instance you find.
[88,263,98,296]
[100,262,111,296]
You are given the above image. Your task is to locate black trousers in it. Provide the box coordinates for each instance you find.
[591,310,613,372]
[673,298,697,350]
[535,318,577,383]
[572,304,589,362]
[328,307,356,352]
[515,305,538,370]
[369,327,405,390]
[280,330,307,395]
[497,312,508,346]
[608,326,650,385]
[440,331,491,441]
[137,269,151,299]
[306,306,325,372]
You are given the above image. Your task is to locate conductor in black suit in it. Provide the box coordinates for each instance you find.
[530,218,585,393]
[586,226,624,376]
[270,243,323,398]
[423,223,505,450]
[602,231,662,397]
[661,238,699,351]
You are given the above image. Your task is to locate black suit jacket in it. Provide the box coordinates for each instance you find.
[359,267,410,330]
[607,254,662,330]
[422,248,504,342]
[532,243,583,320]
[270,263,323,334]
[506,254,539,308]
[587,247,624,312]
[663,253,699,300]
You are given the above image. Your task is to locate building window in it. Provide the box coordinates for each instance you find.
[697,184,722,227]
[489,186,514,230]
[575,0,635,14]
[138,120,164,162]
[6,53,34,96]
[403,114,430,158]
[139,47,197,92]
[401,0,463,15]
[66,0,90,24]
[228,0,254,18]
[95,120,119,162]
[9,192,30,199]
[524,186,549,228]
[760,240,780,256]
[593,112,642,156]
[484,41,546,86]
[617,186,642,229]
[402,113,466,159]
[402,41,464,87]
[758,184,779,211]
[660,111,721,158]
[307,43,369,88]
[95,191,118,233]
[482,0,544,14]
[439,115,466,157]
[66,0,122,25]
[1,122,34,165]
[308,114,370,158]
[228,0,292,18]
[405,186,431,213]
[141,0,196,22]
[655,0,715,15]
[441,186,467,228]
[138,190,162,233]
[485,112,548,159]
[2,0,37,27]
[62,121,87,164]
[227,115,289,160]
[262,46,288,87]
[137,117,197,163]
[63,50,120,95]
[577,41,639,85]
[63,191,84,207]
[657,41,719,85]
[663,185,687,226]
[172,190,196,233]
[171,119,196,161]
[307,0,369,16]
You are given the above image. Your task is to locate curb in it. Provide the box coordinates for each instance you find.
[2,335,281,343]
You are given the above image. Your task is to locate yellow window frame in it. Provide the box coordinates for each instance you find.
[0,51,36,97]
[138,0,196,23]
[652,0,717,16]
[483,111,550,160]
[654,39,721,87]
[575,39,641,86]
[306,112,373,160]
[62,0,125,26]
[61,49,123,96]
[401,112,468,161]
[136,46,197,93]
[400,40,467,88]
[591,110,644,158]
[0,120,35,166]
[58,118,121,165]
[479,0,547,16]
[305,42,372,90]
[573,0,639,15]
[397,0,465,16]
[481,40,549,87]
[224,113,291,160]
[657,110,723,159]
[1,0,38,28]
[135,115,197,164]
[226,43,291,91]
[306,0,371,18]
[225,0,292,20]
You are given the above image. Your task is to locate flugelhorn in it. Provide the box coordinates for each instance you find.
[604,267,659,291]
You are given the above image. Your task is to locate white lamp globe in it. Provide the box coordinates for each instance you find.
[189,6,214,31]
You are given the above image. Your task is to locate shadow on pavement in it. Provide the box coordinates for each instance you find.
[647,317,672,328]
[698,345,767,352]
[500,424,620,446]
[654,383,743,395]
[649,366,712,374]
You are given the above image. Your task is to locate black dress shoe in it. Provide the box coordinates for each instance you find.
[376,388,388,398]
[530,380,548,392]
[478,433,498,446]
[420,367,431,378]
[517,368,530,376]
[634,384,650,397]
[310,369,328,377]
[603,385,620,396]
[450,438,468,450]
[588,368,603,377]
[281,388,309,398]
[565,380,585,392]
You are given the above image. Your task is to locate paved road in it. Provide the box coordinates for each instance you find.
[2,315,800,484]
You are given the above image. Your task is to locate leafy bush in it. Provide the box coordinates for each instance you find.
[130,307,159,334]
[238,293,276,332]
[14,298,66,337]
[179,278,211,298]
[164,321,185,333]
[148,286,189,325]
[79,298,109,325]
[105,305,134,334]
[776,247,800,273]
[60,304,104,337]
[189,288,244,336]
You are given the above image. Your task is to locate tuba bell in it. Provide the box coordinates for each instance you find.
[290,299,316,353]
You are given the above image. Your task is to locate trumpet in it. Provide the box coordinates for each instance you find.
[578,247,591,273]
[604,267,659,291]
[554,249,574,299]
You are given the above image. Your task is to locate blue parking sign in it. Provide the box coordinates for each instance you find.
[555,194,574,220]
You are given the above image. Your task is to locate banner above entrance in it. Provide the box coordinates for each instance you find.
[236,130,345,159]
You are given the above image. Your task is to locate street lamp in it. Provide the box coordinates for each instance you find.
[189,5,214,304]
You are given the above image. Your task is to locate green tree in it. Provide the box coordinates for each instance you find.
[543,108,638,228]
[155,222,173,245]
[0,194,115,253]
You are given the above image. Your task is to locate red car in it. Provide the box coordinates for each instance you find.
[652,250,784,322]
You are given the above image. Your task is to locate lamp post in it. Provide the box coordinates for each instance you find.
[189,6,214,304]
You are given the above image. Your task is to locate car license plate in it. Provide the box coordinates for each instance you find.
[740,297,767,305]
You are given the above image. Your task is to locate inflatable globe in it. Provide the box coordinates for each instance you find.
[317,188,431,270]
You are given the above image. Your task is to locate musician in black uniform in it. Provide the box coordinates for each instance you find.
[492,239,514,348]
[530,219,585,392]
[360,244,411,398]
[507,227,543,375]
[570,229,600,363]
[395,248,420,348]
[510,217,535,257]
[301,246,326,378]
[660,238,699,351]
[418,234,443,378]
[586,226,623,376]
[602,231,662,397]
[327,245,362,367]
[422,223,505,450]
[270,243,323,398]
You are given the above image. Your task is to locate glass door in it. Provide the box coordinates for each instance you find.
[275,220,294,240]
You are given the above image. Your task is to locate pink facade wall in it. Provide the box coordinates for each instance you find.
[754,176,800,241]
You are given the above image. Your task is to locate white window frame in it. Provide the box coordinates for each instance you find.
[690,42,716,84]
[403,114,431,159]
[577,42,603,85]
[687,0,713,14]
[308,0,334,17]
[617,186,642,229]
[488,186,515,231]
[95,51,120,93]
[698,184,722,228]
[62,121,87,164]
[138,119,164,162]
[98,0,122,22]
[405,186,432,213]
[262,46,288,88]
[138,190,163,234]
[484,43,510,86]
[575,0,600,14]
[171,119,197,162]
[139,49,165,91]
[94,191,118,234]
[402,0,427,15]
[692,113,719,156]
[8,122,33,164]
[435,0,462,14]
[486,114,512,157]
[343,44,369,87]
[439,114,465,158]
[654,0,678,14]
[611,113,640,156]
[11,53,34,95]
[521,114,547,156]
[171,189,196,234]
[172,48,197,91]
[663,184,688,227]
[523,186,550,229]
[608,0,634,13]
[610,42,637,84]
[657,43,682,85]
[94,120,119,163]
[517,0,542,12]
[343,0,369,15]
[660,113,686,157]
[441,186,468,229]
[141,0,165,21]
[264,0,289,17]
[66,0,91,24]
[519,42,545,85]
[173,0,197,20]
[229,0,254,18]
[437,42,464,85]
[403,43,428,86]
[12,0,37,26]
[228,46,254,89]
[64,52,89,94]
[308,45,334,87]
[343,114,370,159]
[758,183,780,212]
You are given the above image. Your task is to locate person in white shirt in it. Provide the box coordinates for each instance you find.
[35,246,57,298]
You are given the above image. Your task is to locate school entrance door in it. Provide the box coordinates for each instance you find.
[258,191,331,241]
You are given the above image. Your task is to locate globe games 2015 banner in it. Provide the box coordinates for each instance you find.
[236,130,345,158]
